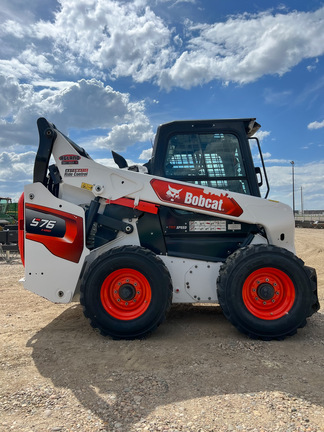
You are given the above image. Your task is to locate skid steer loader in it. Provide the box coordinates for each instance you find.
[18,117,320,340]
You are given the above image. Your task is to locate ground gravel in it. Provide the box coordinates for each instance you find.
[0,228,323,432]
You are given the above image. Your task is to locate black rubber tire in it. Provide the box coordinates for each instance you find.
[80,245,172,339]
[217,244,317,340]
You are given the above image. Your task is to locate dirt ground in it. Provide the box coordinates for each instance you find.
[0,228,323,432]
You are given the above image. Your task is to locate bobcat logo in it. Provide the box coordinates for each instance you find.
[166,185,182,201]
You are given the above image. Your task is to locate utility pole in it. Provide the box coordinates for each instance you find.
[301,186,304,221]
[290,161,295,216]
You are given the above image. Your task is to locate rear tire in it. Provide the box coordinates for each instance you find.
[80,246,172,339]
[217,244,315,340]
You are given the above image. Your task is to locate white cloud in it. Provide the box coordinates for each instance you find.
[0,1,174,84]
[255,130,271,142]
[93,157,117,168]
[32,0,174,82]
[261,152,272,159]
[1,2,324,89]
[0,56,51,81]
[0,76,154,197]
[18,47,54,75]
[139,148,153,160]
[264,161,324,210]
[308,119,324,130]
[166,0,197,7]
[307,58,319,72]
[0,151,35,178]
[159,7,324,89]
[0,20,27,38]
[263,88,293,106]
[0,77,153,151]
[251,130,270,155]
[93,114,153,151]
[1,0,57,26]
[94,157,138,169]
[264,158,290,164]
[0,151,36,201]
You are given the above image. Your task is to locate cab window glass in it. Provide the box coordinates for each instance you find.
[164,133,250,194]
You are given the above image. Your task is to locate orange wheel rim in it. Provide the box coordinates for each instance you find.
[242,267,295,320]
[100,269,152,320]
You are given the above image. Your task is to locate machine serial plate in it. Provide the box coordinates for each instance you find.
[189,220,226,232]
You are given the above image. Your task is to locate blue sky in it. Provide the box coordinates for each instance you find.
[1,0,324,210]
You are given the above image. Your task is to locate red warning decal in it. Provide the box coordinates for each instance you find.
[150,179,243,217]
[59,154,81,164]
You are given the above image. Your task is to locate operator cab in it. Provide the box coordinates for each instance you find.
[148,118,268,198]
[112,118,269,198]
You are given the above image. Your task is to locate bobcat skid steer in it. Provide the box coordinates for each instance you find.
[18,118,320,340]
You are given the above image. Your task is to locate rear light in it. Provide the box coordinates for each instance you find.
[18,193,25,266]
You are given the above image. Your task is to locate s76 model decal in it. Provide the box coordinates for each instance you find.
[26,209,65,237]
[25,204,84,263]
[150,179,243,217]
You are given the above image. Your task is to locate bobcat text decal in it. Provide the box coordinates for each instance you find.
[151,179,243,217]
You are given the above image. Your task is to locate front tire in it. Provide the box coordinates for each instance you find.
[217,244,316,340]
[80,246,172,339]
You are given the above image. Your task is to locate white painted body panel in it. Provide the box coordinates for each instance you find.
[22,129,296,304]
[160,256,222,303]
[51,132,295,253]
[22,183,90,303]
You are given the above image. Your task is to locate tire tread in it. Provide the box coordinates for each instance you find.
[217,244,318,340]
[80,246,172,339]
